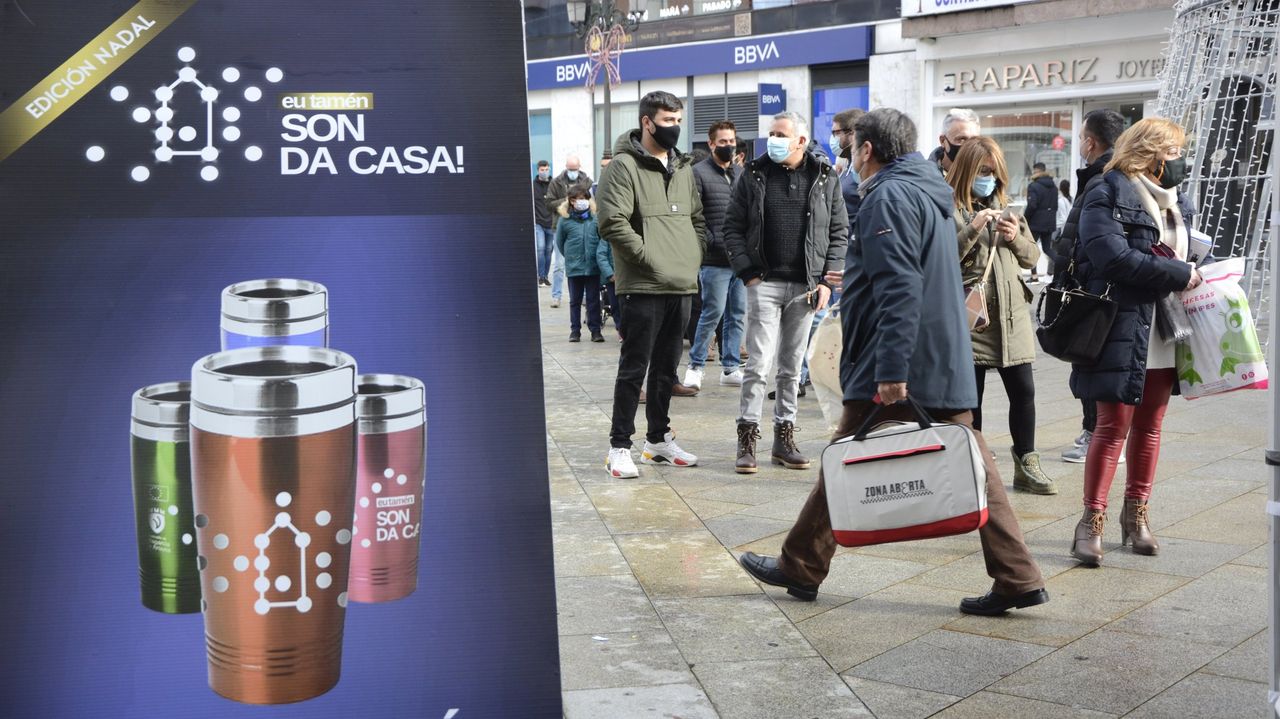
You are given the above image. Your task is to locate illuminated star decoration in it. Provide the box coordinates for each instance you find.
[584,23,626,91]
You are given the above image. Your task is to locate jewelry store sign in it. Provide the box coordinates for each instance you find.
[937,44,1167,96]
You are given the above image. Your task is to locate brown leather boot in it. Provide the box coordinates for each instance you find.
[771,421,811,469]
[1071,508,1106,566]
[1121,499,1160,555]
[736,422,760,474]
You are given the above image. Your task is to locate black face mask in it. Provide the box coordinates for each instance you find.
[713,145,735,163]
[1156,158,1187,189]
[647,120,681,151]
[944,139,961,162]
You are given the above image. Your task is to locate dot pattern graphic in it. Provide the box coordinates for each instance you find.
[89,48,284,182]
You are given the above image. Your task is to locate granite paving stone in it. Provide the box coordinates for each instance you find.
[615,531,761,598]
[1202,631,1268,684]
[553,530,630,577]
[1109,564,1266,647]
[693,657,872,719]
[847,629,1053,697]
[929,691,1116,718]
[562,683,719,719]
[555,574,665,636]
[702,513,794,548]
[1125,672,1268,719]
[652,594,815,664]
[1162,492,1269,545]
[558,631,695,692]
[841,676,962,719]
[991,630,1225,715]
[584,483,705,534]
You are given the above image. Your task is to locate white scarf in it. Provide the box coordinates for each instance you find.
[1130,174,1188,260]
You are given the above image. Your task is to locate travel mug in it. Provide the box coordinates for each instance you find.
[220,278,329,350]
[131,382,200,614]
[349,374,426,603]
[190,346,358,704]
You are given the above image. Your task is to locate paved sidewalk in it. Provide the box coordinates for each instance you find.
[540,290,1271,719]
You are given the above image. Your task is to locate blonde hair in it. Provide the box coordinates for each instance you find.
[1106,117,1186,177]
[947,136,1010,212]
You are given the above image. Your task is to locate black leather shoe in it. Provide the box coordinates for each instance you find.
[738,552,818,601]
[959,588,1049,616]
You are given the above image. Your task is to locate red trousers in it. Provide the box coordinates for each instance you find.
[1083,369,1176,511]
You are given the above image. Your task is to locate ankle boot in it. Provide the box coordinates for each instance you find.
[1071,508,1106,566]
[1012,449,1058,495]
[1121,499,1160,555]
[771,421,811,469]
[736,422,760,474]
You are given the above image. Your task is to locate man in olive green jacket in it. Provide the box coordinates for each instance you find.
[597,91,707,479]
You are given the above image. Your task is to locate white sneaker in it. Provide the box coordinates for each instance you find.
[720,368,745,386]
[682,367,704,390]
[641,438,698,467]
[606,448,639,478]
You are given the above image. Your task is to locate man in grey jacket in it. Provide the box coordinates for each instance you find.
[738,108,1048,617]
[723,111,847,474]
[682,120,745,391]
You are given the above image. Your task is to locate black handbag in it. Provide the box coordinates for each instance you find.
[1035,249,1117,365]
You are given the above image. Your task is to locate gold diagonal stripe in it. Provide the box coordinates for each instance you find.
[0,0,199,163]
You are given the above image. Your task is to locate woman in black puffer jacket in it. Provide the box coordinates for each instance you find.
[1068,117,1203,566]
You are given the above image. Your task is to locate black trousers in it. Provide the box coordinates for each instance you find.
[1033,229,1056,274]
[567,275,602,334]
[1082,398,1098,433]
[604,282,623,335]
[974,363,1037,457]
[610,293,691,449]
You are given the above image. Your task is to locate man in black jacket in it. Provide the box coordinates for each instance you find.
[1055,108,1126,463]
[723,111,847,474]
[1026,161,1059,280]
[681,121,745,392]
[532,160,555,286]
[738,107,1047,617]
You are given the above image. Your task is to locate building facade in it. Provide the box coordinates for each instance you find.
[523,1,899,177]
[902,0,1178,201]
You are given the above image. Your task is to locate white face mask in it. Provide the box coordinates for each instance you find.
[572,199,590,212]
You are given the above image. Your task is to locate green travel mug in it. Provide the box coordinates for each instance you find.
[131,382,201,614]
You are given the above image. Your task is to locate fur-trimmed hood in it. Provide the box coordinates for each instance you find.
[557,198,597,218]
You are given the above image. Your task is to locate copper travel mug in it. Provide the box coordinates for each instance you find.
[349,375,426,603]
[190,346,358,704]
[220,278,329,350]
[131,382,200,614]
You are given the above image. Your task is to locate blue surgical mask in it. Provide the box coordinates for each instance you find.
[767,136,794,164]
[972,176,997,198]
[566,170,580,181]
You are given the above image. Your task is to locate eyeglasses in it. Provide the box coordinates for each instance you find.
[832,128,851,136]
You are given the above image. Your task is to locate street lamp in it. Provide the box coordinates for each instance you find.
[566,1,644,166]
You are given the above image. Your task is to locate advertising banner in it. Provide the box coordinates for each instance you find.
[0,1,562,717]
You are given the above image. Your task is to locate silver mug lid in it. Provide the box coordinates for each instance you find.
[220,279,328,324]
[131,381,191,427]
[192,346,356,417]
[356,374,425,421]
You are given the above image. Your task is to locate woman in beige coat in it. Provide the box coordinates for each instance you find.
[949,137,1056,495]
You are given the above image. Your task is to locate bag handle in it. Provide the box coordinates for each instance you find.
[852,397,936,441]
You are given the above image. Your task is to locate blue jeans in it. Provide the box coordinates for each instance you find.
[550,247,564,299]
[799,288,840,385]
[535,225,553,279]
[689,266,745,371]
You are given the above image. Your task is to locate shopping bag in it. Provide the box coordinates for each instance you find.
[822,399,988,547]
[805,311,844,432]
[1176,257,1269,399]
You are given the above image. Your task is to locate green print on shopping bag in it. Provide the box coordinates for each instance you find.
[1175,257,1269,399]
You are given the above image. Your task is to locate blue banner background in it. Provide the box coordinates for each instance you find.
[0,2,560,717]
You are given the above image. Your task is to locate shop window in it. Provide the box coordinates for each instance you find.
[811,85,869,162]
[529,110,552,177]
[978,109,1073,204]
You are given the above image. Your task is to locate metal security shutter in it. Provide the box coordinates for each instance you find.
[693,93,760,139]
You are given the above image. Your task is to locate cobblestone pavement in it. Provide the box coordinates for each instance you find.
[540,290,1271,719]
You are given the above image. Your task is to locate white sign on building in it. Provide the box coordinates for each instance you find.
[902,0,1040,18]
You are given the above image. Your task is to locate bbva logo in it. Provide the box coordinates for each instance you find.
[555,61,592,83]
[761,94,783,104]
[734,41,780,65]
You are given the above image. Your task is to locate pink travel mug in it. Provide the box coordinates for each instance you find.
[349,374,425,603]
